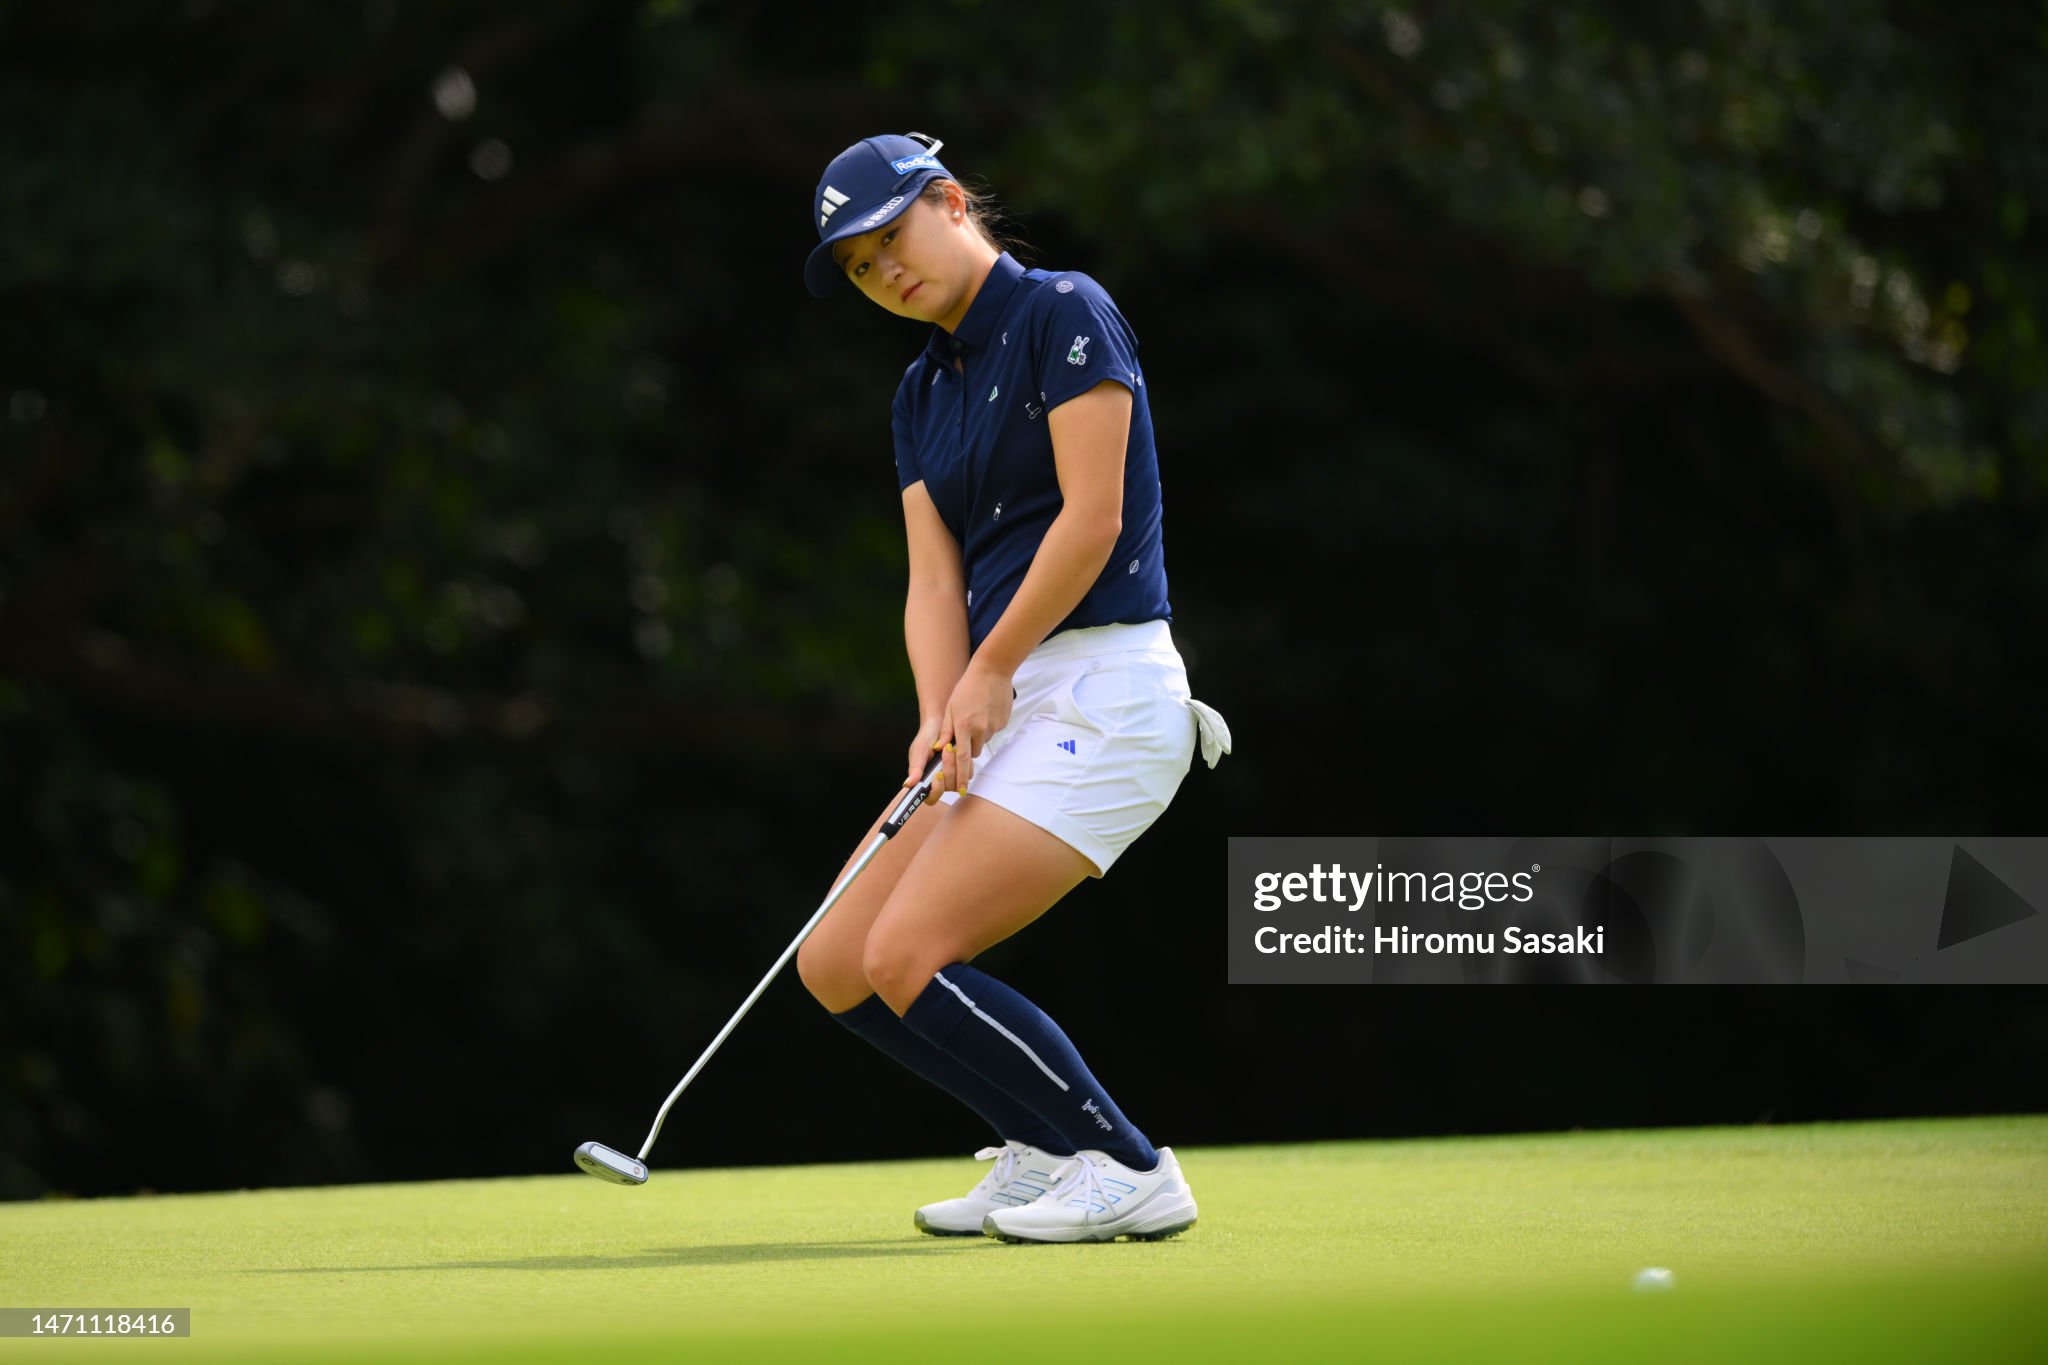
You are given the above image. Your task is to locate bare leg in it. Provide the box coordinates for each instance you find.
[861,795,1095,1016]
[794,793,949,1014]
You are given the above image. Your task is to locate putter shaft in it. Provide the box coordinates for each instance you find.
[633,758,944,1161]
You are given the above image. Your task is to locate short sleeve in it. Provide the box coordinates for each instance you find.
[1032,274,1141,416]
[892,365,921,492]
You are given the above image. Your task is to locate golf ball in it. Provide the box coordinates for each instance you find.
[1632,1267,1676,1293]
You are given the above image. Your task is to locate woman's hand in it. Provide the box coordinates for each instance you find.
[933,659,1015,797]
[904,716,944,795]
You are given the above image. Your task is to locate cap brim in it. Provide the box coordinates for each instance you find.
[804,170,939,298]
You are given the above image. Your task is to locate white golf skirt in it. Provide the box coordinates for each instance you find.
[943,619,1230,876]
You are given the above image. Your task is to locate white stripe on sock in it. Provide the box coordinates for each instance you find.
[932,971,1071,1092]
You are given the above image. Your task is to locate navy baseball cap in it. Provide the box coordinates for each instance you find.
[805,133,953,298]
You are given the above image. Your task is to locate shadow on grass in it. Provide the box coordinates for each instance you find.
[247,1238,997,1274]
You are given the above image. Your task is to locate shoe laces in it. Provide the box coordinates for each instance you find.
[1049,1151,1112,1217]
[970,1144,1020,1198]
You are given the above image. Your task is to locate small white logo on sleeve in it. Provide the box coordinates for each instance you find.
[819,185,849,226]
[988,384,999,402]
[1128,559,1139,574]
[992,500,1003,521]
[1067,335,1090,366]
[1055,279,1075,294]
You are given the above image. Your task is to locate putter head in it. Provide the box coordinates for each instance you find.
[574,1141,648,1185]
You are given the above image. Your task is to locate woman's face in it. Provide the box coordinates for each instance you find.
[833,186,980,330]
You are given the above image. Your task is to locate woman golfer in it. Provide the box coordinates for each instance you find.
[793,133,1229,1244]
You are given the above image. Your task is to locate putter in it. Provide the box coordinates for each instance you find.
[575,752,949,1185]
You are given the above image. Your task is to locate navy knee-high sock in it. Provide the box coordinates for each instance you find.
[901,962,1159,1171]
[832,994,1071,1155]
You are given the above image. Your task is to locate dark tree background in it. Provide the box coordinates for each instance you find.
[4,1,2046,1199]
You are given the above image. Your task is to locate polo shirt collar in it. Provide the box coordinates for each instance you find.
[926,252,1026,365]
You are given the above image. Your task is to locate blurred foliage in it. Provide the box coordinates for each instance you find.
[2,1,2045,1198]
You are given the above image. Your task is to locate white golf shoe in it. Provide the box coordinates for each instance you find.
[981,1146,1197,1243]
[914,1141,1070,1237]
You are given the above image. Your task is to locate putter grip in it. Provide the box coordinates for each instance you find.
[882,749,947,837]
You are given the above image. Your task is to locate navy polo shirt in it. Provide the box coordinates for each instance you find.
[892,252,1170,651]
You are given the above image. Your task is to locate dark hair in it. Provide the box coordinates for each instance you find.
[918,176,1032,263]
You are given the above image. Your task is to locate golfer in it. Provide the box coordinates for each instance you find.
[792,133,1229,1244]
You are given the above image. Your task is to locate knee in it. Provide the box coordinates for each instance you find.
[861,925,949,1018]
[794,934,827,997]
[796,933,866,1014]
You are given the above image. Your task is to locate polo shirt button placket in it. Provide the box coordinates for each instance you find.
[950,336,969,443]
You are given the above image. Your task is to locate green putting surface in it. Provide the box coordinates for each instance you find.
[4,1116,2045,1362]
